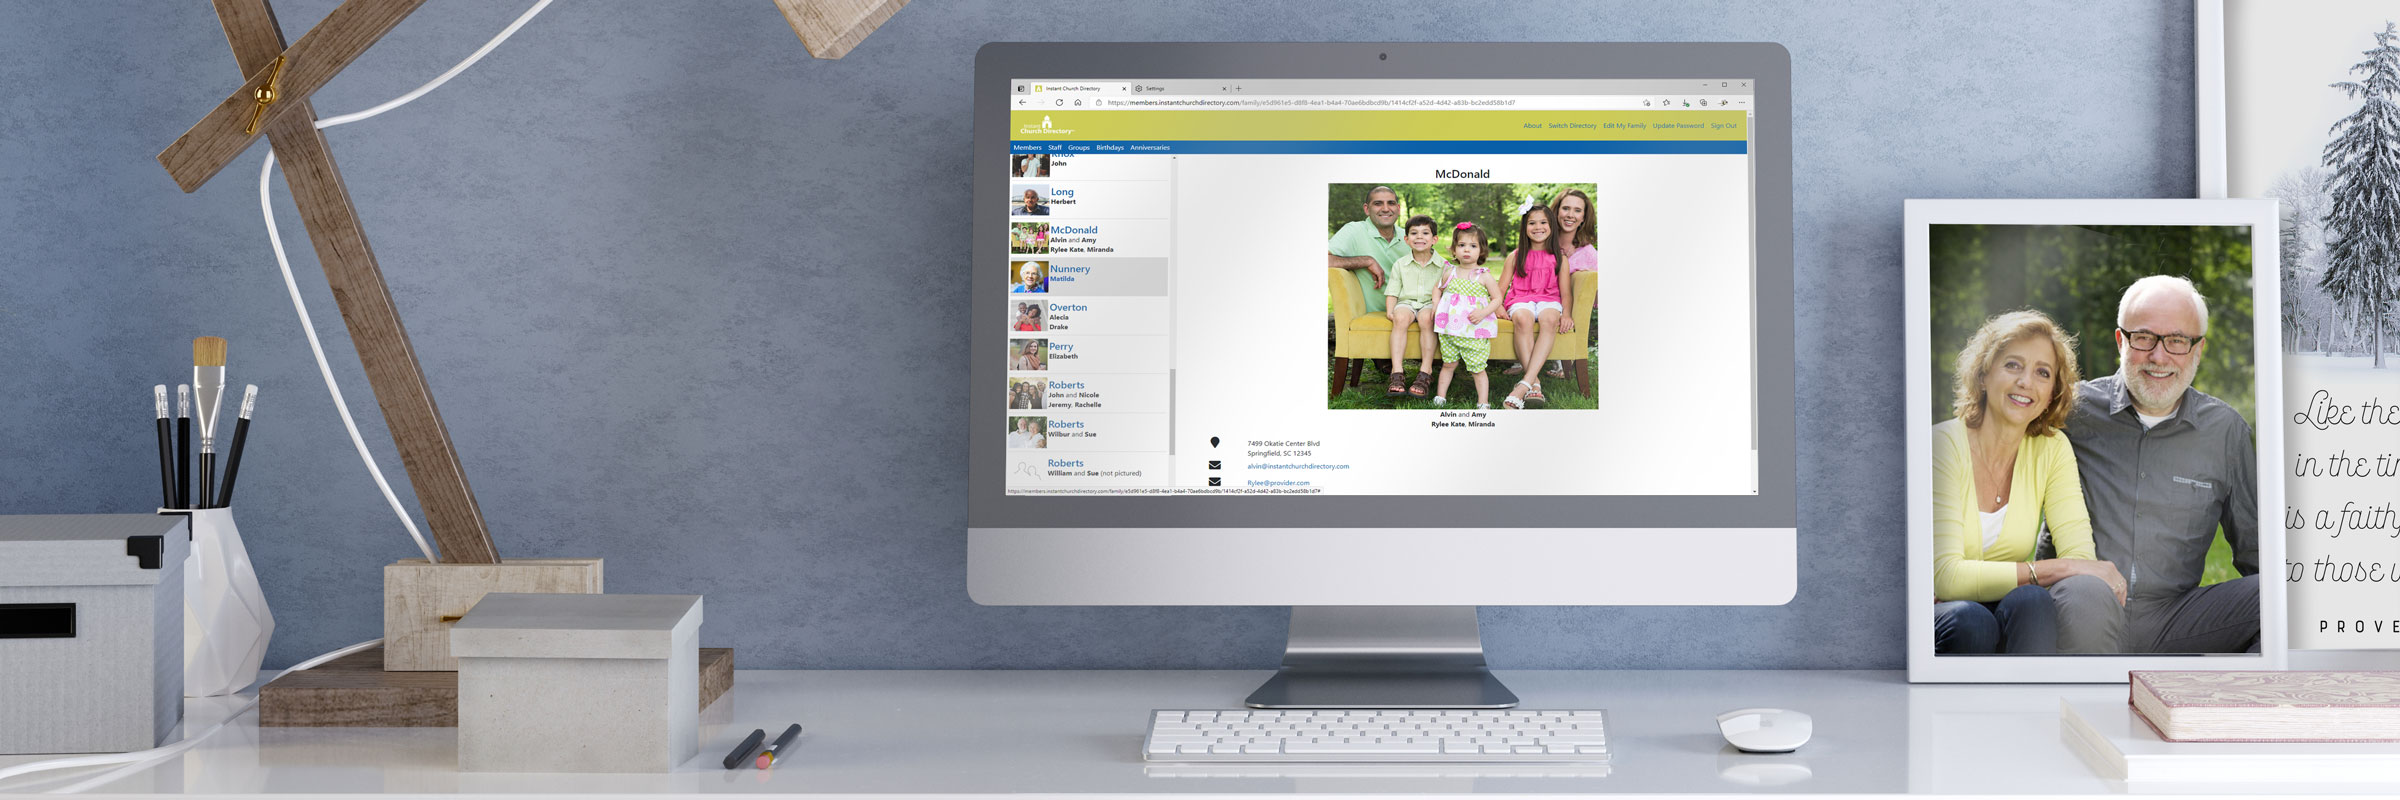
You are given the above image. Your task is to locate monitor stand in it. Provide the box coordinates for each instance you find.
[1244,606,1519,709]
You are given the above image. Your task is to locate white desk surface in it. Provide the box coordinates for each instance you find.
[0,669,2354,797]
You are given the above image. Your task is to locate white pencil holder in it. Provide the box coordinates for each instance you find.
[168,507,275,697]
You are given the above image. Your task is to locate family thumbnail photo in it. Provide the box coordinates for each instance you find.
[1011,222,1050,255]
[1326,182,1599,411]
[1006,415,1048,449]
[1011,260,1047,293]
[1009,184,1052,216]
[1009,338,1048,372]
[1925,223,2262,657]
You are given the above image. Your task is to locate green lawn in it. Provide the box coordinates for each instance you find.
[2201,527,2238,586]
[1329,347,1597,410]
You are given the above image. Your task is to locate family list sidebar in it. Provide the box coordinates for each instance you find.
[1007,153,1172,490]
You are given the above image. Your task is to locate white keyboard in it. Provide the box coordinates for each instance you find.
[1144,709,1608,763]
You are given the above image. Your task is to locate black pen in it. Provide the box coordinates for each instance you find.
[215,386,257,509]
[754,723,801,769]
[153,385,175,510]
[721,728,765,770]
[175,384,191,510]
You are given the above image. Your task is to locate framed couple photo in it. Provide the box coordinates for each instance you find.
[1905,199,2286,683]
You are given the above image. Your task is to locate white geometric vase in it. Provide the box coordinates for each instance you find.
[181,508,274,697]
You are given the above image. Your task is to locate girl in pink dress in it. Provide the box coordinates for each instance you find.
[1497,205,1572,409]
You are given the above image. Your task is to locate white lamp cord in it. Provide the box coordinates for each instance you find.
[0,1,551,790]
[267,0,554,565]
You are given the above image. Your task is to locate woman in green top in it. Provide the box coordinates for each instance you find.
[1932,311,2127,654]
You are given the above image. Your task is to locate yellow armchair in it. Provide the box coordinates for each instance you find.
[1329,268,1597,399]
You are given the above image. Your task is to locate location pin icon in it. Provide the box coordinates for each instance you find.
[1209,437,1220,448]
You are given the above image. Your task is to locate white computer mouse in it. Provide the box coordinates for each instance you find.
[1716,707,1812,753]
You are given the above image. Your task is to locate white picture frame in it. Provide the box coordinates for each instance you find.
[1905,199,2286,683]
[2196,0,2227,198]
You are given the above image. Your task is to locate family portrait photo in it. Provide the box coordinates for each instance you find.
[1011,153,1050,178]
[1011,222,1050,255]
[1325,182,1601,411]
[1008,378,1045,410]
[1013,301,1046,332]
[1923,223,2266,659]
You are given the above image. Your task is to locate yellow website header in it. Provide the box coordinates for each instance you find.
[1009,110,1748,141]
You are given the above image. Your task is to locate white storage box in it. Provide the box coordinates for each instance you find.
[450,593,703,772]
[0,514,189,755]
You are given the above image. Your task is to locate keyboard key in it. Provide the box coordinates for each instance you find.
[1242,743,1281,754]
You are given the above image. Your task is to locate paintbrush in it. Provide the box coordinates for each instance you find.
[193,337,226,510]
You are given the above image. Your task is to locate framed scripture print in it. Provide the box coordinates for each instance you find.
[2200,0,2400,657]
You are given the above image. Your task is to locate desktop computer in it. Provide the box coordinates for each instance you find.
[969,43,1795,718]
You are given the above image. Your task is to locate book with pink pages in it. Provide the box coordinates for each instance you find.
[2129,670,2400,742]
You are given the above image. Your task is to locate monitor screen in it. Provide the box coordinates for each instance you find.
[997,79,1761,498]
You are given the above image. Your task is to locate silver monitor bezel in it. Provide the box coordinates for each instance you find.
[969,43,1796,604]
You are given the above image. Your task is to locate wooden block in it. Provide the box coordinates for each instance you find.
[261,645,733,727]
[699,645,734,708]
[383,559,602,671]
[772,0,908,59]
[698,646,733,708]
[259,646,459,727]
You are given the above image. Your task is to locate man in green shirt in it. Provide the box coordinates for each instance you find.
[1327,186,1410,315]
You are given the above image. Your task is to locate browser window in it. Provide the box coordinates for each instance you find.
[1000,79,1759,496]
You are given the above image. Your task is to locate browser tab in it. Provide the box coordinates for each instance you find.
[1032,82,1132,96]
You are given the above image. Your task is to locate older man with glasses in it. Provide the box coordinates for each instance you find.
[2066,275,2260,654]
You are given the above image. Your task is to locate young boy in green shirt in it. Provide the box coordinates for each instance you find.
[1384,215,1447,398]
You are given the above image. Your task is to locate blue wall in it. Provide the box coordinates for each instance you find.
[0,1,2195,669]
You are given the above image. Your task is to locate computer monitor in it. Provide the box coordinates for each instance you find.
[970,43,1795,708]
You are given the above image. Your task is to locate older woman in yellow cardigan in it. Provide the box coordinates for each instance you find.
[1933,311,2127,654]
